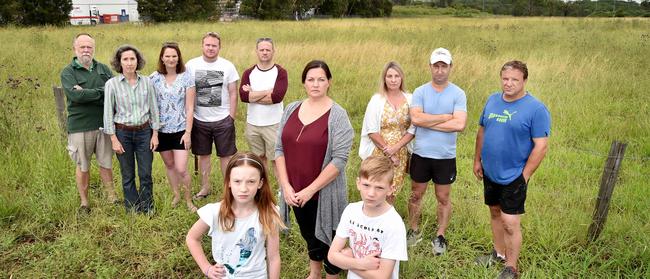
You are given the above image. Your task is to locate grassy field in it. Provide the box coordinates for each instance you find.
[1,17,649,278]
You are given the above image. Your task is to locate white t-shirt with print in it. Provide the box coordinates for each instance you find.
[186,56,240,122]
[335,201,408,279]
[198,203,267,279]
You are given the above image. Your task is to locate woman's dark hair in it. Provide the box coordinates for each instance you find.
[110,44,145,73]
[301,60,332,83]
[157,42,186,75]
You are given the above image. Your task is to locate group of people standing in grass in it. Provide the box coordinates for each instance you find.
[61,31,550,279]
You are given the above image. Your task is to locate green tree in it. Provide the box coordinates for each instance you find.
[381,0,393,16]
[511,0,527,16]
[321,0,348,17]
[173,0,219,21]
[435,0,454,8]
[19,0,72,26]
[243,0,390,19]
[239,0,258,17]
[643,1,650,10]
[137,0,172,22]
[348,0,392,17]
[0,0,21,25]
[242,0,292,19]
[137,0,219,22]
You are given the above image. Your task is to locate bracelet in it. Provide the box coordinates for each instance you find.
[205,265,212,278]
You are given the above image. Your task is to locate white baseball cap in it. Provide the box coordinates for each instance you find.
[430,48,452,65]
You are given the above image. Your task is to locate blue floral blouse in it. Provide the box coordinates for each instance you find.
[150,71,194,133]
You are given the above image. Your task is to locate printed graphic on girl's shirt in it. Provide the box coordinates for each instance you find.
[224,227,257,276]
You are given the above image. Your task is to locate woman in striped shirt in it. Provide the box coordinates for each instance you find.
[103,45,160,214]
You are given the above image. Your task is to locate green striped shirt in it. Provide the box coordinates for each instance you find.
[103,73,160,135]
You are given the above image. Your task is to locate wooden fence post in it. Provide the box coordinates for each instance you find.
[53,86,67,137]
[587,140,627,242]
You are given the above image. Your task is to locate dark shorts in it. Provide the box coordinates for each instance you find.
[409,153,457,185]
[292,199,341,275]
[483,173,527,215]
[191,117,237,157]
[155,130,185,152]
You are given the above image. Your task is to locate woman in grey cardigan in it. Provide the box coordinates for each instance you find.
[275,60,353,279]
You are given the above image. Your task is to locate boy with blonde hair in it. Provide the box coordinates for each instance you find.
[328,156,408,278]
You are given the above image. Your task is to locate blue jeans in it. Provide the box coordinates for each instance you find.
[115,128,154,213]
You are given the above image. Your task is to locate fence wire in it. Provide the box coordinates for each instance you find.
[555,145,649,162]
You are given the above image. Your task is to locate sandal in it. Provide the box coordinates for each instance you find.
[78,205,91,214]
[171,196,181,208]
[192,192,210,200]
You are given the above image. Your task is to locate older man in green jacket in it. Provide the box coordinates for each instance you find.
[60,33,116,213]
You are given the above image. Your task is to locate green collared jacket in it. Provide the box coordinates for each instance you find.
[60,57,113,133]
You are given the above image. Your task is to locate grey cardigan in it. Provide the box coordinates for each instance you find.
[274,100,354,245]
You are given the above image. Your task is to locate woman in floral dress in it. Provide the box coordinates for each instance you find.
[359,61,415,204]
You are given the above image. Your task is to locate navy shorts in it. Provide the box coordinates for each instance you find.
[483,173,527,215]
[155,130,186,152]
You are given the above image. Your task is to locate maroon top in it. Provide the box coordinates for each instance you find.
[281,105,330,200]
[238,64,289,104]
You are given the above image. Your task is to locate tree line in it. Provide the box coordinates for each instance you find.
[412,0,650,17]
[1,0,649,26]
[139,0,394,20]
[239,0,393,19]
[0,0,71,26]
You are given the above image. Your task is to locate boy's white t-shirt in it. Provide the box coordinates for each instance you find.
[198,202,267,279]
[185,56,240,122]
[335,201,408,279]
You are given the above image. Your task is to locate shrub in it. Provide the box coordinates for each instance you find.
[0,0,72,26]
[137,0,219,22]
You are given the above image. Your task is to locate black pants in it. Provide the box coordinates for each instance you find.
[292,199,341,275]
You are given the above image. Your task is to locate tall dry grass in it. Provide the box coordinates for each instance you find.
[0,17,648,277]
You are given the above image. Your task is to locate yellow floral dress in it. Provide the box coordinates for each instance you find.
[372,100,411,195]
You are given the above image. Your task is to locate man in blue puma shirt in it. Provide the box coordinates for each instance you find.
[473,60,551,279]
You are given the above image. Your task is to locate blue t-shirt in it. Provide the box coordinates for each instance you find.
[479,92,551,184]
[411,82,467,159]
[150,71,195,133]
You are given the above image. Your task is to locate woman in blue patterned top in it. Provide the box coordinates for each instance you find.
[150,42,197,212]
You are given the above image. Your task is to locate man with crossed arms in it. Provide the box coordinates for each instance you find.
[408,48,467,256]
[239,37,288,177]
[60,33,117,212]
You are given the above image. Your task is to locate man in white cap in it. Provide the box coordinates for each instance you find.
[407,48,467,256]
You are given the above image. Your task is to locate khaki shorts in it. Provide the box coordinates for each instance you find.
[245,123,278,160]
[67,130,113,172]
